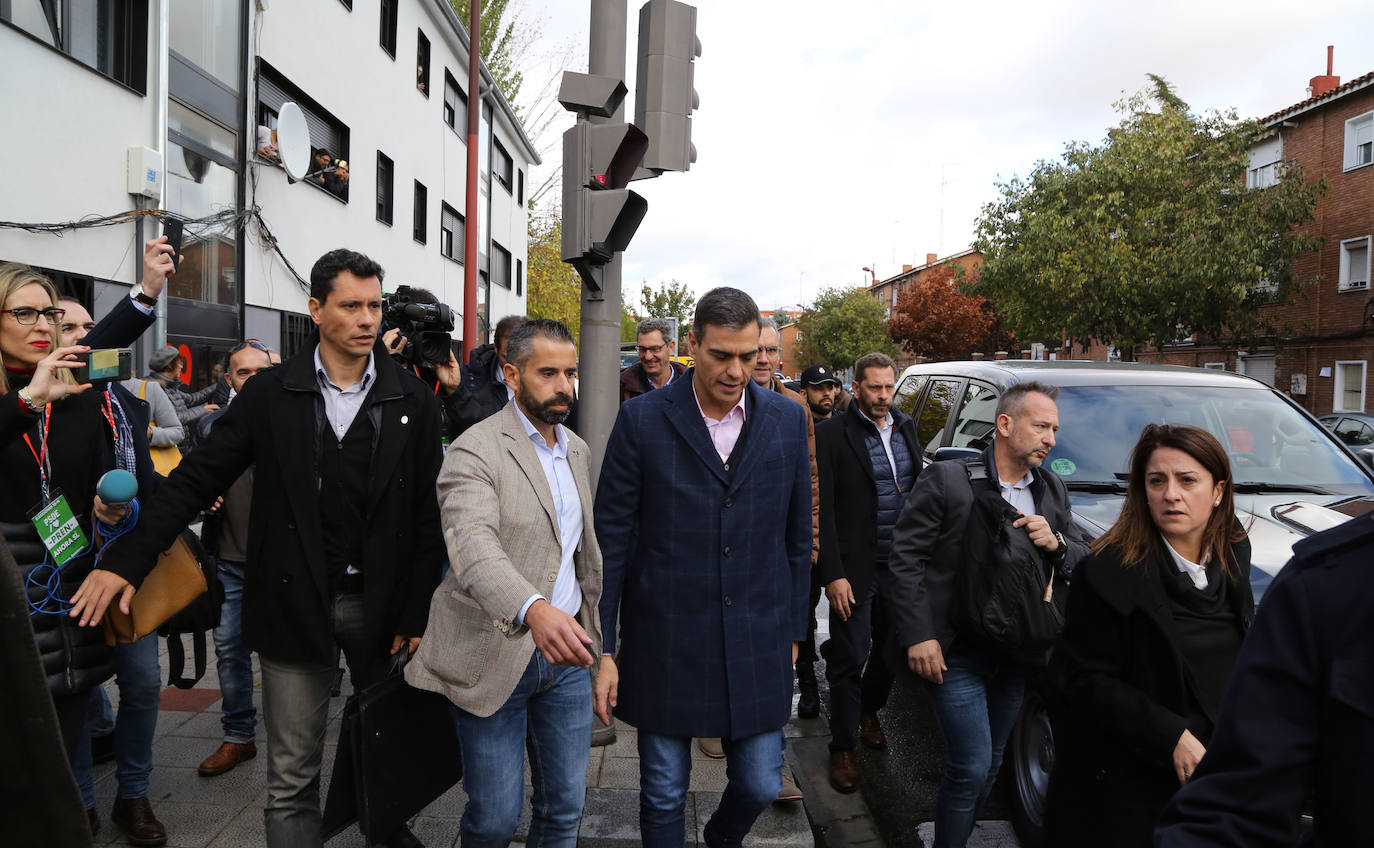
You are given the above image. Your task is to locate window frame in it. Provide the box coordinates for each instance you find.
[375,151,394,226]
[1,0,149,94]
[256,59,350,203]
[413,180,427,244]
[443,69,467,136]
[1247,134,1283,190]
[416,29,430,97]
[440,203,465,263]
[491,241,512,289]
[1334,360,1367,413]
[1339,235,1371,292]
[516,257,524,297]
[1344,110,1373,172]
[379,0,398,58]
[493,137,514,193]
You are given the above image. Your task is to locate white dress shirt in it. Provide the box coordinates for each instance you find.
[998,469,1038,516]
[514,404,584,626]
[314,346,376,441]
[856,405,899,480]
[1162,535,1210,590]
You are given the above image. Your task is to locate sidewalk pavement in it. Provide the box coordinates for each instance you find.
[84,636,827,847]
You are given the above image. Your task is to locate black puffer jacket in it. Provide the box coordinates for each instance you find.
[2,376,158,697]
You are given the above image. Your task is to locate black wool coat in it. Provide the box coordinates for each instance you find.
[1044,539,1253,848]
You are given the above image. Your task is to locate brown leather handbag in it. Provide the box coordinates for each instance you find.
[101,530,207,645]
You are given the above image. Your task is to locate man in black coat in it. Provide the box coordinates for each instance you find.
[886,380,1088,848]
[445,313,526,438]
[1155,514,1374,848]
[70,249,445,848]
[815,352,920,792]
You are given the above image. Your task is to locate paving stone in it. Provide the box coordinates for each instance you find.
[692,791,812,846]
[917,820,1022,847]
[577,787,696,847]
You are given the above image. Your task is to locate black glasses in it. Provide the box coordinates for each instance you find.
[2,306,65,326]
[637,343,667,355]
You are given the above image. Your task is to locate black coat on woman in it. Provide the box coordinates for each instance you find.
[1,374,158,698]
[1042,537,1254,848]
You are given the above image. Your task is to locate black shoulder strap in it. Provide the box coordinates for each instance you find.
[964,458,989,483]
[165,632,208,690]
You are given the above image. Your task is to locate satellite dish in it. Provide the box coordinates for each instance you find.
[276,102,311,181]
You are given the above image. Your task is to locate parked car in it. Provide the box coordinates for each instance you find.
[892,359,1374,845]
[1318,412,1374,469]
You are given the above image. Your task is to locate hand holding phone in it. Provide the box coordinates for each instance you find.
[162,218,184,272]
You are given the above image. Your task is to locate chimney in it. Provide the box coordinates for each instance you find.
[902,264,913,273]
[970,352,985,361]
[994,351,1009,360]
[1309,45,1341,98]
[926,253,939,266]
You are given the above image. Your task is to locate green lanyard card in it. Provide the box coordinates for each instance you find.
[29,490,90,569]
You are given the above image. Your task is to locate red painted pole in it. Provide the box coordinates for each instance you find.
[462,1,481,361]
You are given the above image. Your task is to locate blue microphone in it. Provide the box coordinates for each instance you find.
[96,469,139,507]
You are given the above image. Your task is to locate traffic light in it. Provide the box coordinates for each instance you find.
[561,121,650,290]
[635,0,700,174]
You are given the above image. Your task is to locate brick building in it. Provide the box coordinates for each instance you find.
[869,249,985,368]
[1161,54,1373,417]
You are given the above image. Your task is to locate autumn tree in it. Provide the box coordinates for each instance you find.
[888,265,995,361]
[525,213,582,342]
[973,75,1324,360]
[794,286,899,371]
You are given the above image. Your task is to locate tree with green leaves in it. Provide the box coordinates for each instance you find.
[525,213,582,342]
[973,76,1323,360]
[638,280,696,346]
[451,0,529,109]
[794,286,900,371]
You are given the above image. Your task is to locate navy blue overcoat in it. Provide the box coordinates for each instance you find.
[596,373,812,739]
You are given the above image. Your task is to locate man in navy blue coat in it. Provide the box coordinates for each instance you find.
[594,287,813,848]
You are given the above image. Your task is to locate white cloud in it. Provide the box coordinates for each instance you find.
[517,0,1374,310]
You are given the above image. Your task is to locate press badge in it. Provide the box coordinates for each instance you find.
[29,490,89,569]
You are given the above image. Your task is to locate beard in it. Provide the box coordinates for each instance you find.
[522,390,573,426]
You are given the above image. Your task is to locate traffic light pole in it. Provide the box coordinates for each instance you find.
[579,0,628,484]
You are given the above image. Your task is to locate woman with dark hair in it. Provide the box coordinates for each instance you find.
[1043,423,1254,848]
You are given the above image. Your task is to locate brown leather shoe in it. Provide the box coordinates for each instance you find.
[828,750,859,793]
[198,740,257,776]
[696,737,725,758]
[859,711,887,750]
[111,796,167,847]
[776,765,804,803]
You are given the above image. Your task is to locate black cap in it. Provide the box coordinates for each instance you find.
[801,364,840,387]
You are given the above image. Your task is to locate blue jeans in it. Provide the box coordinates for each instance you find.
[450,652,592,848]
[926,649,1025,848]
[638,729,783,848]
[74,634,162,803]
[214,559,256,743]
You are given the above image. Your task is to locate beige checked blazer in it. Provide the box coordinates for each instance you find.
[405,403,603,717]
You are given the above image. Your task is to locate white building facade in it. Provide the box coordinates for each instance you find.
[0,0,535,383]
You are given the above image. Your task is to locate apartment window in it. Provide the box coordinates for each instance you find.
[1339,236,1371,292]
[443,70,467,134]
[492,242,512,289]
[416,30,430,96]
[1334,361,1367,412]
[1345,111,1373,171]
[257,61,350,200]
[2,1,148,92]
[375,152,394,225]
[516,258,524,297]
[441,204,464,262]
[517,169,525,206]
[281,313,315,359]
[1247,135,1282,190]
[379,0,397,58]
[413,181,427,244]
[493,138,514,192]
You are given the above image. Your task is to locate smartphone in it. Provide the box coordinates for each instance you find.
[74,348,133,385]
[162,218,184,271]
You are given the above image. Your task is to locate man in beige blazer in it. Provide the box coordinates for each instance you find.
[406,319,602,848]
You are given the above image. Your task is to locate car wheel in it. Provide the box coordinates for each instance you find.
[1008,687,1052,847]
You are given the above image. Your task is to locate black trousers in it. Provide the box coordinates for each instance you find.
[797,575,824,666]
[824,582,895,752]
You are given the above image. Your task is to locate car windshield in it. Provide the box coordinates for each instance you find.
[1050,384,1374,496]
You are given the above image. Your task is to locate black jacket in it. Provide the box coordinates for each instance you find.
[83,292,154,350]
[1,378,157,697]
[446,344,508,439]
[99,337,447,665]
[1156,516,1374,848]
[1044,540,1253,848]
[815,405,922,601]
[886,445,1087,654]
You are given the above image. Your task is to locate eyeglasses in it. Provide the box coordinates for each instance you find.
[230,340,271,354]
[636,343,666,355]
[2,307,66,326]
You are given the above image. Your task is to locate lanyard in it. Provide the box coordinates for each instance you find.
[22,403,54,502]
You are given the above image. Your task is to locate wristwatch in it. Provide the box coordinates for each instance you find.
[16,387,41,414]
[1051,530,1068,558]
[134,287,159,308]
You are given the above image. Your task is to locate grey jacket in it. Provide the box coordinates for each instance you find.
[122,378,186,447]
[147,372,216,428]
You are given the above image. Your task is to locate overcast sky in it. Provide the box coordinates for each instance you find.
[512,0,1374,311]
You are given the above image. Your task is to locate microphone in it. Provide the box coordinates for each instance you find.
[96,469,139,507]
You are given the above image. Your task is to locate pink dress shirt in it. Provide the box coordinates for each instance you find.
[694,384,747,464]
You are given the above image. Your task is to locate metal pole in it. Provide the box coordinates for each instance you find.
[462,1,482,360]
[579,0,627,484]
[154,0,170,350]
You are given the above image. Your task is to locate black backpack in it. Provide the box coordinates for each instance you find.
[157,528,223,689]
[959,460,1067,665]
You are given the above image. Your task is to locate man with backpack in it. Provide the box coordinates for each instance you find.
[815,352,919,793]
[887,380,1087,848]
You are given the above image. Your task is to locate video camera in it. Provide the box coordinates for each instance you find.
[382,286,455,367]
